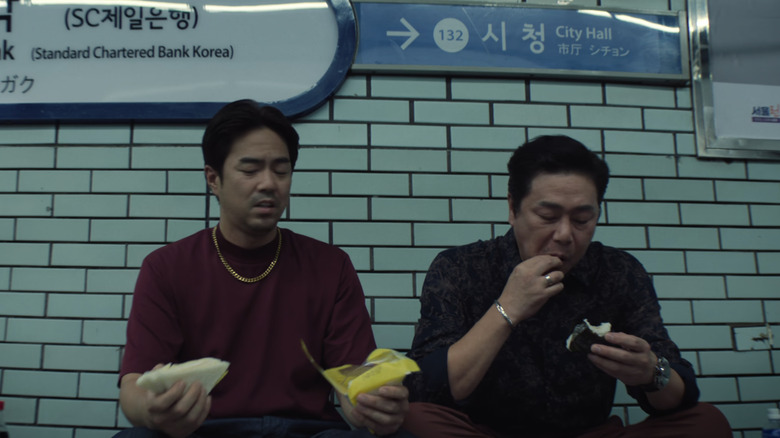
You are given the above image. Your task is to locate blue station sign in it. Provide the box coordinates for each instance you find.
[0,0,689,121]
[352,1,689,83]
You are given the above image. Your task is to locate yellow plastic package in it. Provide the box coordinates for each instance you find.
[301,340,420,405]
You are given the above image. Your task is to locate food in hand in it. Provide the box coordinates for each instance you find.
[566,319,611,353]
[301,340,420,405]
[136,357,229,394]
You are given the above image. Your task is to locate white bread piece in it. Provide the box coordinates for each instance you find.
[136,358,229,395]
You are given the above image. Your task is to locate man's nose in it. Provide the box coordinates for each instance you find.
[255,169,277,191]
[553,217,574,244]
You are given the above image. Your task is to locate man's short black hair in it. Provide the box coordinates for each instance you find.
[507,135,609,212]
[202,99,300,175]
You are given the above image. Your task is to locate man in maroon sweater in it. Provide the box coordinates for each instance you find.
[115,100,411,438]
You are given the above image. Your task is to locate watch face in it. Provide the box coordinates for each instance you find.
[641,356,671,392]
[655,356,671,389]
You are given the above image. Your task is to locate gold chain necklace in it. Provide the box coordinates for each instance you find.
[212,225,282,283]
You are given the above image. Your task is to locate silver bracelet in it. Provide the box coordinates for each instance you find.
[494,299,514,328]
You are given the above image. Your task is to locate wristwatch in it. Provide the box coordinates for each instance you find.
[640,355,671,392]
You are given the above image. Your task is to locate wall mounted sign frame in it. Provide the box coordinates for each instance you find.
[689,0,780,160]
[352,0,689,85]
[2,0,693,122]
[0,0,356,121]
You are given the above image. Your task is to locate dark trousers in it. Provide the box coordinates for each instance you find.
[402,402,731,438]
[113,416,417,438]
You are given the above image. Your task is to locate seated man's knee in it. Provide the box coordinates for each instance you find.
[692,403,731,430]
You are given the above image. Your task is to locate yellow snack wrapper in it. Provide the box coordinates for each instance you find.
[301,340,420,405]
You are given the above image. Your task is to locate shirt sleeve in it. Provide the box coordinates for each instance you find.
[617,253,700,414]
[119,251,184,381]
[406,251,469,407]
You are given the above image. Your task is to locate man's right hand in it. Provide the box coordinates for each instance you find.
[119,369,211,438]
[146,379,211,437]
[498,255,565,324]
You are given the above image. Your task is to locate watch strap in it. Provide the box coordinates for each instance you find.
[640,355,671,393]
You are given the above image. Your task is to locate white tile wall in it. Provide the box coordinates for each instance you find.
[2,2,779,435]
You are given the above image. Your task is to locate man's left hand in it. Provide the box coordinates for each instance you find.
[342,385,409,436]
[587,332,655,387]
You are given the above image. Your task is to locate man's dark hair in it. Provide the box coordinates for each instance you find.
[507,135,609,212]
[202,99,300,175]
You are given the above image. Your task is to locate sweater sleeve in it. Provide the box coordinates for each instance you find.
[322,251,377,369]
[119,251,184,382]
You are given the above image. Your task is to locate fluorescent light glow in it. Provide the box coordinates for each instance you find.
[578,9,679,34]
[25,0,192,11]
[578,9,612,18]
[203,2,328,13]
[615,14,679,33]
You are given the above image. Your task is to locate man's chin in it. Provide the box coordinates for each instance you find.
[246,217,281,233]
[250,222,278,232]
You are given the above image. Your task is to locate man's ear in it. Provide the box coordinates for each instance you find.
[204,165,220,196]
[507,193,515,223]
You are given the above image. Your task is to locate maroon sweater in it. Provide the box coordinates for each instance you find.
[121,227,375,421]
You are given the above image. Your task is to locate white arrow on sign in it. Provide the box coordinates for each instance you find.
[386,18,419,50]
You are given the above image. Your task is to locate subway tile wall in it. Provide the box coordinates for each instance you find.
[2,6,780,438]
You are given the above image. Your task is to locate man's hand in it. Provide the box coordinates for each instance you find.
[119,367,211,438]
[145,380,211,438]
[588,332,687,410]
[339,385,409,436]
[586,332,655,387]
[499,255,565,323]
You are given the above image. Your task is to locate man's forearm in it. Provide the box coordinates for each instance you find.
[447,304,513,401]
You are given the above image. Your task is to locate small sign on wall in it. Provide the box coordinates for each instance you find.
[353,1,689,84]
[690,0,780,160]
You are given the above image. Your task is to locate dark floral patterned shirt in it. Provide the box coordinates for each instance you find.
[406,230,699,437]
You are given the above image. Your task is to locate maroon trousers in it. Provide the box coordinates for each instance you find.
[402,402,731,438]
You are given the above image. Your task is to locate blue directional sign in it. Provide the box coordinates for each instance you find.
[353,1,689,83]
